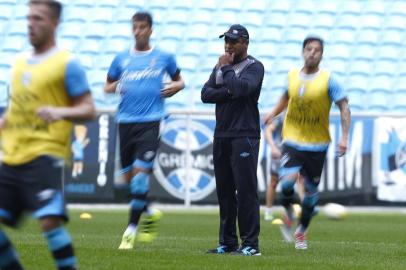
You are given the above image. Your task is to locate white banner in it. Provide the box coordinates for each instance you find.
[374,117,406,202]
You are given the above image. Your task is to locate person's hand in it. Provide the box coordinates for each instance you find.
[336,137,348,157]
[263,112,274,125]
[218,52,234,67]
[161,81,183,98]
[36,106,65,123]
[271,146,281,159]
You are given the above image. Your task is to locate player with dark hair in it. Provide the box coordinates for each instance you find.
[104,11,184,250]
[0,1,95,269]
[202,24,264,256]
[264,35,351,249]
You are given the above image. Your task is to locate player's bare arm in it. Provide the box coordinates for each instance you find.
[265,123,281,159]
[0,115,6,131]
[36,92,96,123]
[104,76,119,93]
[264,92,289,125]
[336,98,351,156]
[161,74,185,98]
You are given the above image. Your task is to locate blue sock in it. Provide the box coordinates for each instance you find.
[44,227,77,270]
[0,229,23,270]
[129,173,149,226]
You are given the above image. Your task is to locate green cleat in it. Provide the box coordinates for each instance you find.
[118,231,136,250]
[137,209,163,243]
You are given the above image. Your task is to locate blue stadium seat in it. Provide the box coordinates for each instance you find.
[59,23,82,39]
[317,1,338,15]
[115,8,136,23]
[259,27,282,43]
[325,59,347,77]
[264,13,287,29]
[362,1,386,16]
[287,14,311,29]
[244,1,268,13]
[181,40,204,57]
[73,0,94,8]
[347,74,368,92]
[381,30,403,46]
[11,4,27,20]
[166,9,188,25]
[284,27,307,44]
[220,1,242,12]
[0,0,16,5]
[392,91,406,111]
[369,75,393,93]
[251,44,277,60]
[383,15,406,31]
[312,14,335,30]
[372,60,397,77]
[347,89,366,111]
[90,7,114,23]
[326,44,350,61]
[7,20,26,36]
[339,1,362,16]
[59,37,79,51]
[336,14,359,30]
[214,11,238,27]
[368,90,390,111]
[359,15,382,31]
[148,0,168,10]
[97,0,120,8]
[2,36,25,53]
[63,7,87,23]
[171,0,193,11]
[207,42,223,57]
[95,54,115,70]
[348,60,371,77]
[189,10,212,24]
[160,25,184,41]
[279,43,300,61]
[103,38,130,54]
[388,1,406,16]
[293,1,315,15]
[357,29,379,45]
[177,56,199,72]
[77,39,100,55]
[84,23,108,40]
[396,62,406,77]
[195,0,217,11]
[331,28,355,45]
[352,45,375,61]
[377,45,400,61]
[0,5,12,21]
[200,56,218,73]
[269,1,291,14]
[274,59,298,75]
[258,58,273,75]
[239,12,263,28]
[186,23,210,42]
[0,53,13,69]
[158,39,178,54]
[109,23,131,40]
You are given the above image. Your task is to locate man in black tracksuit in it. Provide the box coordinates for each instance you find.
[202,24,264,256]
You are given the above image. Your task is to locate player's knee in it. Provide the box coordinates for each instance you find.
[130,172,150,195]
[302,192,319,208]
[280,179,295,196]
[39,216,63,232]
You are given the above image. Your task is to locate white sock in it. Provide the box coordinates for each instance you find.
[124,224,137,235]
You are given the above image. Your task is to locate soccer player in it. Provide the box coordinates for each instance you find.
[0,1,95,269]
[104,11,184,250]
[264,35,351,249]
[264,113,305,221]
[202,24,264,256]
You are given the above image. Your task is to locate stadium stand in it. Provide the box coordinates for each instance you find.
[0,0,404,112]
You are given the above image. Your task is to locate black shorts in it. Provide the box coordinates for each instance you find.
[119,121,160,172]
[0,155,67,227]
[279,144,327,181]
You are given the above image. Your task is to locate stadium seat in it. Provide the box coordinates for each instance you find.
[195,0,217,12]
[11,4,27,20]
[84,23,108,40]
[90,7,114,23]
[293,1,315,15]
[77,53,94,70]
[339,1,362,16]
[259,27,283,43]
[331,28,355,45]
[352,45,375,61]
[177,56,199,73]
[59,37,79,51]
[220,1,242,12]
[181,40,204,57]
[0,5,12,21]
[186,23,210,42]
[251,43,277,60]
[368,90,390,111]
[377,45,400,61]
[244,0,268,13]
[189,10,212,24]
[347,74,368,92]
[0,53,13,69]
[269,1,291,14]
[372,60,397,77]
[0,0,16,5]
[94,54,115,70]
[348,60,372,77]
[396,62,406,77]
[336,14,359,30]
[347,89,366,111]
[171,0,193,11]
[383,15,406,31]
[325,59,347,77]
[287,14,311,29]
[362,1,386,16]
[392,91,406,111]
[160,25,184,41]
[7,20,26,36]
[312,14,335,30]
[77,39,100,55]
[279,43,301,61]
[73,0,94,8]
[109,23,131,40]
[103,38,130,54]
[200,56,218,73]
[63,7,88,23]
[274,59,298,75]
[214,11,238,27]
[2,36,25,53]
[357,29,380,45]
[369,75,393,93]
[207,42,223,57]
[239,12,263,28]
[284,27,307,44]
[326,44,350,61]
[97,0,120,8]
[388,1,406,16]
[380,30,403,46]
[359,15,382,31]
[317,1,338,15]
[59,23,82,39]
[166,9,188,25]
[158,39,178,54]
[148,0,168,10]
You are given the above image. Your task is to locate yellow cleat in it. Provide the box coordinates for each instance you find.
[118,232,136,250]
[137,209,163,243]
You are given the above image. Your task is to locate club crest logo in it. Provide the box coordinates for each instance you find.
[154,119,215,201]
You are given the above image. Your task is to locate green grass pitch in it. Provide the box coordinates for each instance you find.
[4,210,406,270]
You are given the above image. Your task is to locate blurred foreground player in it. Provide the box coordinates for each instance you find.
[0,1,95,269]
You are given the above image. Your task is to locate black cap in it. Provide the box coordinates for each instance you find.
[219,24,249,40]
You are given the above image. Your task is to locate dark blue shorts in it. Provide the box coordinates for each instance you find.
[118,121,160,172]
[0,155,67,227]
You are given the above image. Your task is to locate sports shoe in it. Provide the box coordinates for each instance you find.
[264,211,274,221]
[137,209,163,242]
[206,245,238,254]
[231,246,261,256]
[279,214,295,243]
[118,231,136,250]
[294,231,308,250]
